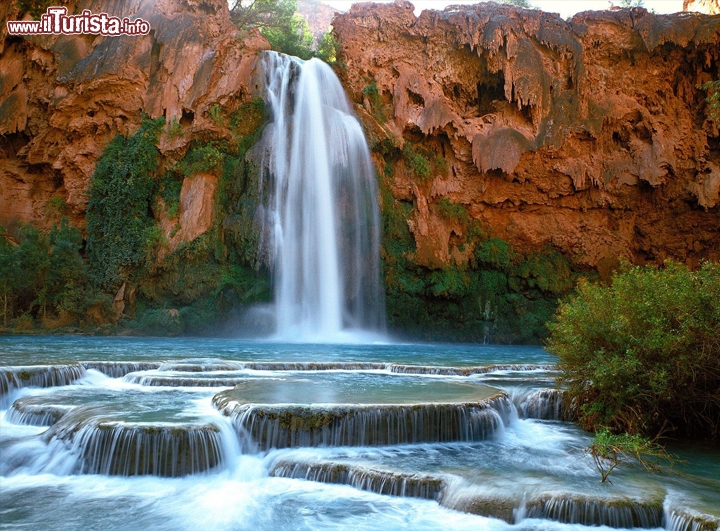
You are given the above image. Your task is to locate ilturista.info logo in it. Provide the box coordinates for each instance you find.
[7,7,150,36]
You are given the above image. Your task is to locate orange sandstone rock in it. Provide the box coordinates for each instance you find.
[0,0,267,235]
[333,1,720,270]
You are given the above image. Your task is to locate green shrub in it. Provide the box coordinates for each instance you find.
[698,78,720,124]
[229,98,265,138]
[47,218,89,318]
[157,172,183,218]
[363,82,388,123]
[402,143,431,181]
[316,32,341,64]
[209,104,224,126]
[515,247,573,294]
[261,14,314,60]
[427,267,473,299]
[45,196,68,218]
[13,224,50,317]
[475,238,513,270]
[86,117,164,290]
[589,428,670,483]
[179,141,227,177]
[436,198,469,223]
[127,308,182,336]
[547,261,720,440]
[0,219,106,327]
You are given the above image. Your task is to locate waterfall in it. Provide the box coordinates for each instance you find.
[270,459,446,500]
[258,52,385,341]
[1,363,86,407]
[519,389,570,421]
[213,393,513,450]
[46,408,226,477]
[81,361,162,378]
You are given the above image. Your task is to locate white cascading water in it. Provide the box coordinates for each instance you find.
[258,52,385,341]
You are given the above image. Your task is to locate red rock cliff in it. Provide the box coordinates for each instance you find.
[0,0,267,231]
[333,1,720,272]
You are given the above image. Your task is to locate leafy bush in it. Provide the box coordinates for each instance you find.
[514,247,574,294]
[698,78,720,124]
[126,309,182,336]
[86,117,164,290]
[427,267,473,299]
[179,141,227,177]
[589,428,670,483]
[363,82,388,123]
[475,238,513,270]
[157,172,183,218]
[547,261,720,440]
[0,219,107,327]
[229,97,266,137]
[316,32,341,64]
[436,198,469,223]
[402,143,431,181]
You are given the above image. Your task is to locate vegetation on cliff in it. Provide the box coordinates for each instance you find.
[698,77,720,124]
[0,99,270,335]
[548,261,720,440]
[0,221,111,329]
[376,139,579,343]
[86,117,164,291]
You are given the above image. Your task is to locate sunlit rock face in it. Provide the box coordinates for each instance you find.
[333,2,720,271]
[684,0,720,15]
[0,0,268,231]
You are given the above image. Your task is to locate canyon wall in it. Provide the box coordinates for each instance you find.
[0,0,267,233]
[1,0,719,338]
[3,0,718,271]
[333,1,720,273]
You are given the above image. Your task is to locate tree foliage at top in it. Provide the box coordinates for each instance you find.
[230,0,314,59]
[547,261,720,440]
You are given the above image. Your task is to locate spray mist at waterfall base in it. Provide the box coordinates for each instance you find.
[235,303,389,344]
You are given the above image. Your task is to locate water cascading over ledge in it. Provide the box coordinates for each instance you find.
[257,52,385,341]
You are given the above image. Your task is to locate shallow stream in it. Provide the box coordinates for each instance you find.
[1,336,718,531]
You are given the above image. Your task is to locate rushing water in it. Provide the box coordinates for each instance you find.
[1,336,719,531]
[258,51,384,341]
